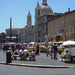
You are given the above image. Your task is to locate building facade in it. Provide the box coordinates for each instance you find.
[48,10,75,42]
[6,28,20,42]
[18,0,56,43]
[8,0,75,43]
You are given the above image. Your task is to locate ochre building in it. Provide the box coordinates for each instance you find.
[48,10,75,42]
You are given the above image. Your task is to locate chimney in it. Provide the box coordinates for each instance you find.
[68,8,70,12]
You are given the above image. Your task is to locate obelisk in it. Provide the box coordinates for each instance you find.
[10,17,12,42]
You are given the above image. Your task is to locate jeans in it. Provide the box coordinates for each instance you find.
[54,51,57,59]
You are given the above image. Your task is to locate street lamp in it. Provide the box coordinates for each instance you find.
[61,29,66,41]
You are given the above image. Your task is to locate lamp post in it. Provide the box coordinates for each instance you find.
[61,29,66,41]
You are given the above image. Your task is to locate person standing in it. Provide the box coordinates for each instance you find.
[46,45,49,57]
[53,43,58,59]
[36,44,40,55]
[49,44,53,58]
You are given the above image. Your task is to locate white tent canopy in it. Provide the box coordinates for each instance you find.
[62,40,75,45]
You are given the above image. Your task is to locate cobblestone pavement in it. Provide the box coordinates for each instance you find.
[0,49,75,67]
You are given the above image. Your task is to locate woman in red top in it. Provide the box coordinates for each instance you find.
[36,44,40,55]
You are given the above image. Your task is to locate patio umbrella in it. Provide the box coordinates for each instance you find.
[62,40,75,45]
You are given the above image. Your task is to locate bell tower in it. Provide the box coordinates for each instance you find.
[35,1,41,27]
[27,11,32,27]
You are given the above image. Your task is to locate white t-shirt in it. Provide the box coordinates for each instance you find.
[18,50,23,55]
[23,49,28,56]
[31,51,36,55]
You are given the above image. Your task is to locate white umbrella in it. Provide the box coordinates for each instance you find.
[62,40,75,45]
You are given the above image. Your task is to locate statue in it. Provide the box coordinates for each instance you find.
[45,35,49,46]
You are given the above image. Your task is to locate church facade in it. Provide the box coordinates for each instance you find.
[17,0,63,43]
[18,0,53,43]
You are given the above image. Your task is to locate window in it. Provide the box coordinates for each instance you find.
[52,31,53,35]
[61,21,63,25]
[70,13,72,17]
[70,34,73,38]
[54,30,56,35]
[66,35,69,39]
[65,20,67,24]
[57,29,59,34]
[65,27,68,33]
[70,18,72,23]
[70,26,73,32]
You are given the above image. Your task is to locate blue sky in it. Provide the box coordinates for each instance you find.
[0,0,75,33]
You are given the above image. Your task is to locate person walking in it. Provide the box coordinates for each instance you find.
[46,45,49,57]
[53,43,58,59]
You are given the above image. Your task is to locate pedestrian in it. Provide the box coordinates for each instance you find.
[49,44,53,58]
[22,44,25,51]
[11,44,15,52]
[53,43,58,59]
[60,50,71,61]
[25,45,29,50]
[46,45,49,57]
[36,44,40,55]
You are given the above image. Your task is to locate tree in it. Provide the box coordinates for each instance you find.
[55,36,60,42]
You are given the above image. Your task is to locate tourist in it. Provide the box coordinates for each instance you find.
[53,43,58,59]
[36,44,40,55]
[18,48,24,60]
[31,49,36,57]
[22,44,25,50]
[60,50,71,61]
[23,49,29,58]
[46,45,49,57]
[49,44,53,58]
[25,45,29,50]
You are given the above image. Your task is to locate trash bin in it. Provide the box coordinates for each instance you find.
[6,50,12,63]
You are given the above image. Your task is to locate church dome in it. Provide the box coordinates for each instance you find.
[40,0,53,15]
[41,5,53,15]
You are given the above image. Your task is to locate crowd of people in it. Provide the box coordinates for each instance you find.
[0,42,72,61]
